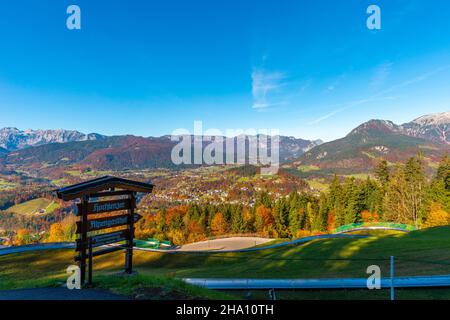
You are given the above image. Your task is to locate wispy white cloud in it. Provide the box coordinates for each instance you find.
[251,69,287,110]
[309,96,398,125]
[310,64,450,124]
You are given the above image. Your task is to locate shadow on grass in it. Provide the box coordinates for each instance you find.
[1,226,450,290]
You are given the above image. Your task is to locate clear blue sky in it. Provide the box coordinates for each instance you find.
[0,0,449,141]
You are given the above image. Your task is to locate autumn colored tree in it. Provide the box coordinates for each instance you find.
[327,210,336,232]
[242,207,255,233]
[211,212,228,236]
[187,220,206,243]
[47,222,64,242]
[361,210,379,223]
[255,205,274,236]
[15,229,33,245]
[384,157,427,228]
[423,203,449,228]
[61,215,77,241]
[167,229,186,245]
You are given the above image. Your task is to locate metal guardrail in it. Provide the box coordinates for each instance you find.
[333,222,416,234]
[336,226,410,234]
[183,275,450,290]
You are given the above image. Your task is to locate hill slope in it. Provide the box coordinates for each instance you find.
[2,226,450,282]
[6,198,59,215]
[5,135,321,171]
[293,119,449,175]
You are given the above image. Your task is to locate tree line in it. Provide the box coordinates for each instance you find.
[7,154,449,246]
[134,154,449,245]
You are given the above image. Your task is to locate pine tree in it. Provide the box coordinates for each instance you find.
[315,193,329,231]
[375,159,390,187]
[231,205,245,233]
[404,156,426,228]
[328,175,345,227]
[384,157,426,228]
[273,198,289,238]
[428,155,450,213]
[288,206,301,237]
[436,155,450,190]
[255,191,273,209]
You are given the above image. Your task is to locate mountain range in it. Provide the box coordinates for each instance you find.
[0,128,104,151]
[0,133,322,172]
[295,112,449,175]
[0,112,448,174]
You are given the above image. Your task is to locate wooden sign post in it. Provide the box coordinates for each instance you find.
[56,176,153,287]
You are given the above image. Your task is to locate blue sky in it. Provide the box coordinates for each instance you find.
[0,0,449,141]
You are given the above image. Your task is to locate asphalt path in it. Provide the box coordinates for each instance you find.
[135,234,368,254]
[0,287,128,300]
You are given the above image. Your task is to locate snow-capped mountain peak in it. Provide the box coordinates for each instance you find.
[0,128,105,151]
[402,111,450,145]
[411,111,450,126]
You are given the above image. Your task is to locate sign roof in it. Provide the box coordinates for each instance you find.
[55,176,154,200]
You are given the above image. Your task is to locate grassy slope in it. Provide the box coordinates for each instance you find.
[1,226,450,299]
[6,198,60,215]
[94,274,234,300]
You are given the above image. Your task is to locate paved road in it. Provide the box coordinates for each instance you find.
[0,287,128,300]
[0,234,367,256]
[0,243,74,256]
[183,275,450,290]
[136,234,368,254]
[168,237,273,252]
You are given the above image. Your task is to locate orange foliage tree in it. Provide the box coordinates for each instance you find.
[424,203,449,228]
[211,212,228,236]
[47,222,64,242]
[327,210,336,233]
[255,205,274,236]
[361,210,379,223]
[15,229,32,245]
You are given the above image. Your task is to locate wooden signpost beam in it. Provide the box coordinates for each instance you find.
[88,238,93,286]
[125,192,136,274]
[79,195,89,286]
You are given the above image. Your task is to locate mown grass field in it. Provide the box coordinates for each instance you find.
[1,226,450,299]
[6,198,60,215]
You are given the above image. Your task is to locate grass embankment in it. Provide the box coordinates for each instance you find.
[0,254,232,300]
[1,226,450,299]
[94,274,234,300]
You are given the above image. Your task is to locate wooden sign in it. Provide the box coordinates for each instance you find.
[75,246,125,262]
[56,176,154,287]
[76,229,129,252]
[76,213,143,233]
[77,199,132,216]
